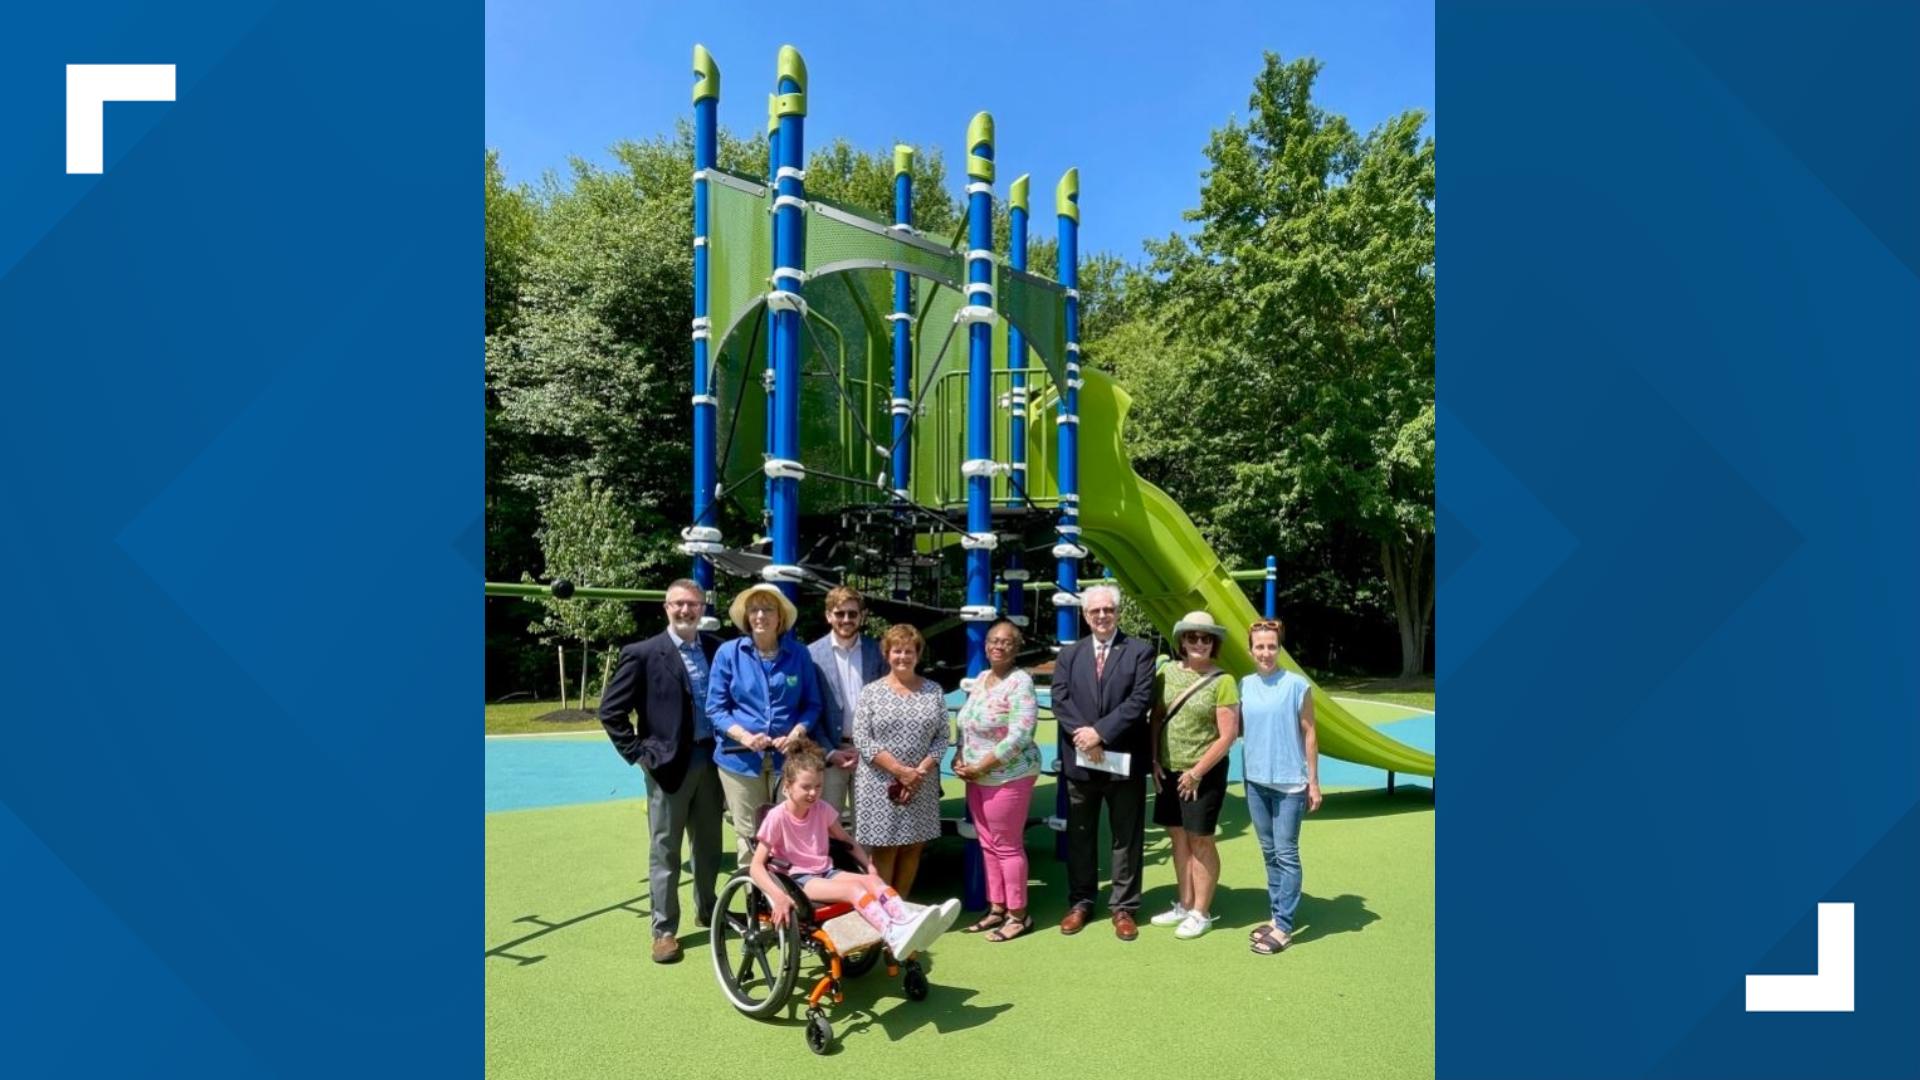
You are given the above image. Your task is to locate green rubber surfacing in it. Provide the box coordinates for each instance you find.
[486,782,1433,1078]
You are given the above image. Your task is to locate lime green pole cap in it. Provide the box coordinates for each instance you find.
[1056,168,1080,222]
[692,45,719,104]
[893,145,914,178]
[774,45,808,117]
[1010,174,1030,212]
[967,111,994,182]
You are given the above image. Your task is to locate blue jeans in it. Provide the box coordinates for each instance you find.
[1245,782,1305,932]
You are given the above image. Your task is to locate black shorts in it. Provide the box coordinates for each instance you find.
[1153,767,1228,836]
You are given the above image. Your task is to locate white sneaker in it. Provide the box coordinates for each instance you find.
[883,903,944,953]
[1150,904,1189,927]
[883,911,930,957]
[1174,911,1215,940]
[931,898,962,934]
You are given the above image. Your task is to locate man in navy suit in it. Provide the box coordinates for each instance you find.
[598,578,723,964]
[807,585,886,828]
[1051,582,1157,940]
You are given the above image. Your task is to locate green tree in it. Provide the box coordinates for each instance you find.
[485,150,538,336]
[1128,53,1435,676]
[528,476,648,707]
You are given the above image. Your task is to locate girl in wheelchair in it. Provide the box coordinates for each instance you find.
[749,734,959,959]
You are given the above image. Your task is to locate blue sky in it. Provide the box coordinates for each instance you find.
[486,0,1433,260]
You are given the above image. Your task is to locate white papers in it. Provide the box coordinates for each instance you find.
[1074,747,1132,777]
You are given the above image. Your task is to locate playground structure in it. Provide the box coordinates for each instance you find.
[476,43,1435,782]
[663,44,1432,779]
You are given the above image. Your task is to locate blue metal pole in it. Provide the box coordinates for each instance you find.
[1054,168,1083,645]
[1052,168,1081,865]
[761,92,779,529]
[1265,554,1278,619]
[1004,174,1030,630]
[957,115,1001,913]
[688,46,720,614]
[768,46,808,603]
[961,112,997,677]
[890,145,914,602]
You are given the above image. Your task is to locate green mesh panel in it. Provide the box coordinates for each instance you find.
[706,170,774,517]
[805,201,964,287]
[1000,267,1068,384]
[705,172,1072,520]
[706,170,775,352]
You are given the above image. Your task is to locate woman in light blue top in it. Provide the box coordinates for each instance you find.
[1238,619,1320,955]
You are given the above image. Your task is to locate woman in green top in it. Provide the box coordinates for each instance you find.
[1148,611,1240,940]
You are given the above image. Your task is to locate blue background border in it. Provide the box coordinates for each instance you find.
[5,0,1917,1074]
[1440,1,1918,1076]
[1,2,476,1075]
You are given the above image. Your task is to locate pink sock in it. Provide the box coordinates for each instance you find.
[879,888,910,922]
[854,893,891,934]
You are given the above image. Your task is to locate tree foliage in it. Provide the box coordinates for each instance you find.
[484,56,1434,692]
[526,475,647,649]
[1114,53,1435,675]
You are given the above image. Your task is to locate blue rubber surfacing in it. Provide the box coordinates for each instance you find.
[486,712,1435,814]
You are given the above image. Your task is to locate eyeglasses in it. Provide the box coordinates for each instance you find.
[1250,620,1282,631]
[1084,606,1116,615]
[829,609,863,619]
[985,638,1019,649]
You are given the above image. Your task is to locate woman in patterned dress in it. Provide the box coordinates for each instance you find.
[952,619,1041,941]
[851,623,948,898]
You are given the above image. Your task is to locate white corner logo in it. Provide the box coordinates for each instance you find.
[66,64,176,174]
[1745,902,1854,1012]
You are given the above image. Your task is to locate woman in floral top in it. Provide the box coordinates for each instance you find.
[951,619,1042,942]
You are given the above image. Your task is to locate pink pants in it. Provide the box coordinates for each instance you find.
[967,774,1037,910]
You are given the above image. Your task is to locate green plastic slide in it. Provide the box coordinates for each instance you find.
[1034,370,1435,777]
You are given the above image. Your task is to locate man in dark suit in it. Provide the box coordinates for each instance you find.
[1051,582,1158,940]
[807,586,887,829]
[598,578,723,964]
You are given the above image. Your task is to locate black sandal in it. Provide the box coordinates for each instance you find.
[963,909,1008,934]
[986,913,1034,942]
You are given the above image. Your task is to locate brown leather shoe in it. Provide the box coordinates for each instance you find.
[1112,911,1139,941]
[1059,907,1091,935]
[651,935,683,964]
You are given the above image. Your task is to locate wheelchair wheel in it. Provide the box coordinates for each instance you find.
[804,1008,833,1055]
[711,873,801,1018]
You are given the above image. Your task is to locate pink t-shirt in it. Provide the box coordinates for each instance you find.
[755,800,833,875]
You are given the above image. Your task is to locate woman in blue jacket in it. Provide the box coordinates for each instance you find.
[707,583,825,861]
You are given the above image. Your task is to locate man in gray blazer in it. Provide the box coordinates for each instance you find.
[597,579,723,964]
[807,585,887,827]
[1051,582,1157,940]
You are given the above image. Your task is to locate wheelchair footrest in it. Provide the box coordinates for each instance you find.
[819,902,931,955]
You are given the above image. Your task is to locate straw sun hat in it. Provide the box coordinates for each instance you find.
[728,583,799,635]
[1170,610,1228,640]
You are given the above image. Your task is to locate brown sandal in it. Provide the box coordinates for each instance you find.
[986,913,1034,943]
[963,909,1008,934]
[1249,925,1291,955]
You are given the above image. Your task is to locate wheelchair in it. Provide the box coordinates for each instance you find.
[710,822,934,1055]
